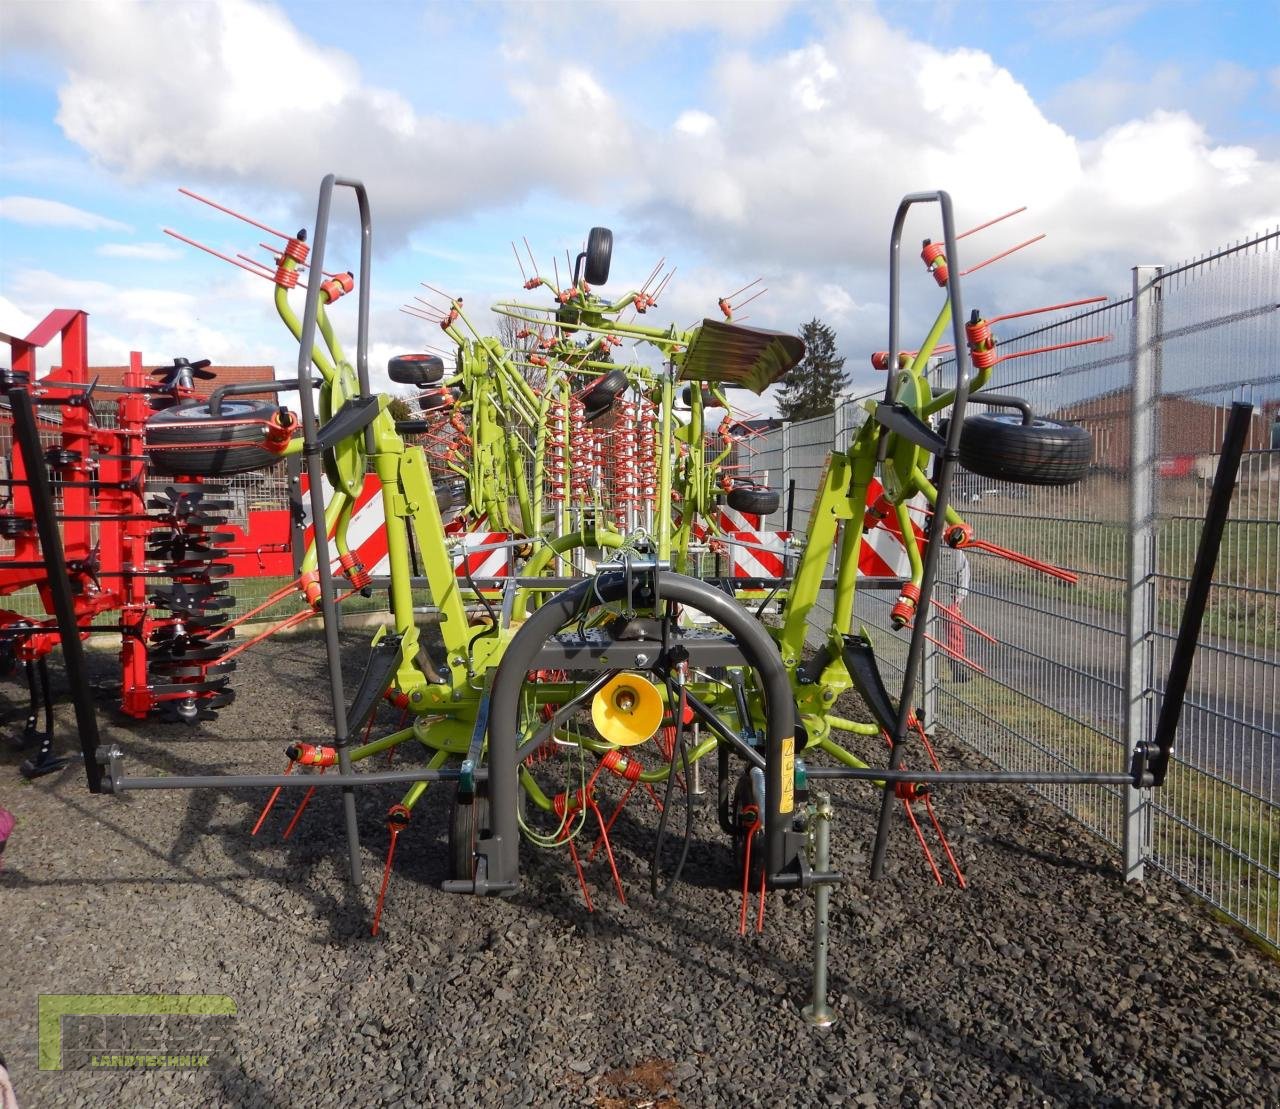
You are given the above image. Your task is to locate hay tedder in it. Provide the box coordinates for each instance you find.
[12,177,1245,1021]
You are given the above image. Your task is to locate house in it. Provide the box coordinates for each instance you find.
[1052,389,1280,474]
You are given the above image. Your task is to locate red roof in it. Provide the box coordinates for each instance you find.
[80,364,281,401]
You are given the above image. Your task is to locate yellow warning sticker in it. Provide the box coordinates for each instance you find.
[780,736,795,814]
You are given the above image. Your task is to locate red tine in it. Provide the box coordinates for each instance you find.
[179,187,292,240]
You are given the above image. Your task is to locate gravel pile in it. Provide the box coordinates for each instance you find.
[1,630,1276,1107]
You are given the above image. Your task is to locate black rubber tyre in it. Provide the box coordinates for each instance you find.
[585,369,628,403]
[681,385,719,408]
[583,396,614,424]
[959,413,1092,486]
[419,388,460,412]
[449,786,490,881]
[146,400,281,477]
[448,783,524,880]
[726,486,780,515]
[388,353,445,386]
[583,226,613,286]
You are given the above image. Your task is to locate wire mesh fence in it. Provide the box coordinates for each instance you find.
[764,228,1279,948]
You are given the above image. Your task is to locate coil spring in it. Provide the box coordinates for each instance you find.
[921,240,949,287]
[966,316,998,370]
[569,398,588,499]
[545,397,566,503]
[612,400,637,525]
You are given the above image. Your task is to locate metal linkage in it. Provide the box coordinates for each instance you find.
[6,386,104,791]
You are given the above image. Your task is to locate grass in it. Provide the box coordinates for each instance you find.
[962,473,1279,651]
[935,672,1279,953]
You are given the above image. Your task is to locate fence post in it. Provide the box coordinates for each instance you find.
[1125,266,1162,881]
[780,420,792,528]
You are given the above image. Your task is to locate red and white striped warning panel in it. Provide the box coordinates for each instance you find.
[453,533,511,584]
[719,505,762,532]
[858,478,926,579]
[726,531,791,578]
[293,473,392,577]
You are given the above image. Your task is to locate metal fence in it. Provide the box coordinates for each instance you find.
[759,228,1279,948]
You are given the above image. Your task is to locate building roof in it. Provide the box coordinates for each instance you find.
[79,364,281,401]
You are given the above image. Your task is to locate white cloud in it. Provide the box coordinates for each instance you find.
[2,0,637,246]
[1047,53,1262,138]
[629,8,1278,284]
[97,242,184,261]
[0,195,131,231]
[4,0,1276,380]
[590,0,796,39]
[0,295,38,340]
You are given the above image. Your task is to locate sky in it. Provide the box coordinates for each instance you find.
[1,0,1277,408]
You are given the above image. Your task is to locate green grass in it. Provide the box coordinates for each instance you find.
[939,673,1279,952]
[964,475,1279,650]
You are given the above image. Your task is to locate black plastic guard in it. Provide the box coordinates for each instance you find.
[841,632,899,736]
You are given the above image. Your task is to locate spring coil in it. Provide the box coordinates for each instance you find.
[965,316,998,370]
[569,398,588,500]
[545,396,566,503]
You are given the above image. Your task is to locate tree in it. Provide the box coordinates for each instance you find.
[386,393,415,422]
[776,318,849,422]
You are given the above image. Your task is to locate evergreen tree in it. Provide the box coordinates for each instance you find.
[386,394,415,422]
[776,318,848,421]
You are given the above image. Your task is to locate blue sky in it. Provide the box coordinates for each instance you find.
[1,0,1277,405]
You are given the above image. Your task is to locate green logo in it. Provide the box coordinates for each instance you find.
[38,994,237,1071]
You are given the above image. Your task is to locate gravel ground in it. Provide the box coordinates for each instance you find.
[1,630,1277,1108]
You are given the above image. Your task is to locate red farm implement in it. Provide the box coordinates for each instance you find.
[0,308,276,775]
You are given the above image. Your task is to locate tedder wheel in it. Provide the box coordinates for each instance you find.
[583,226,613,286]
[731,767,765,886]
[449,784,492,881]
[586,369,628,403]
[145,400,284,477]
[726,486,780,516]
[388,353,445,386]
[449,783,526,880]
[959,413,1092,486]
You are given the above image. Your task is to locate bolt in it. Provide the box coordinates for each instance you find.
[634,653,649,667]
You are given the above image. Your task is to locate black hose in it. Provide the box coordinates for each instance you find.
[650,673,694,899]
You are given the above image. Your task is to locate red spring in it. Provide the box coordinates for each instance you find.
[263,409,297,454]
[600,747,644,784]
[288,742,337,767]
[372,804,412,937]
[272,264,300,289]
[298,570,323,608]
[965,316,997,370]
[321,272,354,302]
[545,397,566,503]
[281,237,309,264]
[634,292,653,313]
[339,551,371,590]
[553,790,584,820]
[921,240,949,287]
[895,779,928,802]
[945,522,973,548]
[863,493,893,531]
[523,278,540,291]
[529,353,548,367]
[871,351,891,371]
[891,581,921,628]
[569,399,588,499]
[384,688,410,711]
